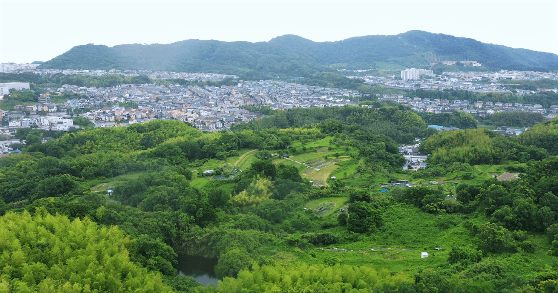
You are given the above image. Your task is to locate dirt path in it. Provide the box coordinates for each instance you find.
[232,149,258,167]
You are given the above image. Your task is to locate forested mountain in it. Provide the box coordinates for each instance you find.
[40,31,558,77]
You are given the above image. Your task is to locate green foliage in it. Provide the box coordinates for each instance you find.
[0,199,7,216]
[475,222,517,254]
[214,248,253,278]
[297,72,366,90]
[246,159,277,179]
[234,104,432,144]
[126,235,178,276]
[480,111,545,128]
[414,88,558,110]
[183,227,280,261]
[4,89,37,103]
[414,269,455,293]
[31,174,81,201]
[547,224,558,243]
[1,107,556,293]
[0,210,173,292]
[419,111,479,129]
[518,240,535,253]
[113,170,196,211]
[39,44,124,70]
[216,263,413,292]
[163,275,202,293]
[337,212,348,227]
[347,201,382,233]
[455,183,480,205]
[448,246,482,266]
[517,117,558,155]
[421,128,547,166]
[73,116,95,129]
[500,78,558,91]
[393,186,456,214]
[230,177,273,206]
[523,157,558,198]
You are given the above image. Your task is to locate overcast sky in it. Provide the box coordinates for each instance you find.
[1,0,557,64]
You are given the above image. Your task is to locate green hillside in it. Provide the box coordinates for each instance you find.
[2,108,558,292]
[40,31,558,77]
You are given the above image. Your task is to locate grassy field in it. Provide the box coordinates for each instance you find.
[305,197,348,217]
[291,136,333,149]
[234,149,259,170]
[190,176,209,189]
[89,172,144,193]
[189,149,260,188]
[329,157,358,179]
[304,164,339,186]
[275,150,347,186]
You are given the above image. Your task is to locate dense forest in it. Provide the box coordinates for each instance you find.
[2,99,558,292]
[233,103,438,144]
[40,31,558,78]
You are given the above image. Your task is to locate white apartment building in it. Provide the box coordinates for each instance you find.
[401,68,434,80]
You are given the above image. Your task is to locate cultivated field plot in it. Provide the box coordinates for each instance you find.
[305,197,347,217]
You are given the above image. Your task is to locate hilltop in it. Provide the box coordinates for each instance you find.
[39,31,558,78]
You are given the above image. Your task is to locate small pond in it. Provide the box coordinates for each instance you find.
[176,254,219,286]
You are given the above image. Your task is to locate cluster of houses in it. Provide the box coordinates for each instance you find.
[443,70,558,82]
[378,95,555,119]
[399,144,428,171]
[0,139,22,154]
[2,67,557,140]
[2,80,359,132]
[30,68,236,82]
[358,70,558,94]
[5,114,76,131]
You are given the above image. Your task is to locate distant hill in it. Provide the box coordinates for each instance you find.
[40,30,558,78]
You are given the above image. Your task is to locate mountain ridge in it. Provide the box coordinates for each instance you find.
[40,30,558,77]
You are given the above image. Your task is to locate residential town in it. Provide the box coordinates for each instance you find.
[356,70,558,94]
[1,66,558,152]
[60,80,359,130]
[0,79,359,134]
[1,65,237,82]
[376,94,557,119]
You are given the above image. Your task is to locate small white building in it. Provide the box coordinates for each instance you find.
[421,252,429,258]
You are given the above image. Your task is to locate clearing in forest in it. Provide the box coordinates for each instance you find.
[89,172,144,193]
[304,164,339,186]
[234,149,259,170]
[305,197,347,217]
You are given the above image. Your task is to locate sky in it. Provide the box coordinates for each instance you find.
[0,0,557,64]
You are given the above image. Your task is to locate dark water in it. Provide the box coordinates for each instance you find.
[176,254,219,286]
